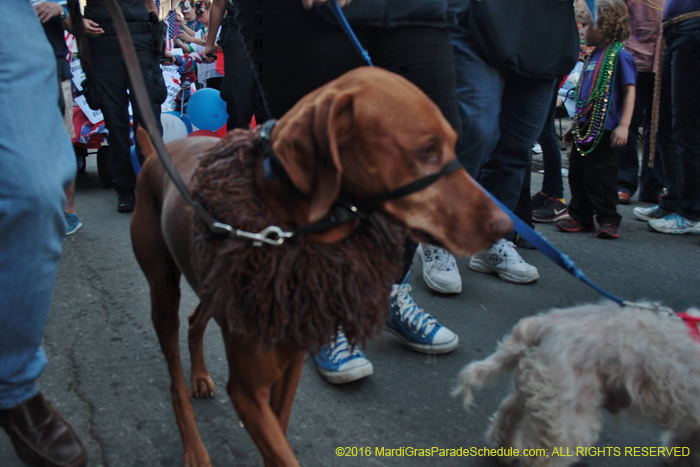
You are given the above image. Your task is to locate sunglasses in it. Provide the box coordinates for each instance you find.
[195,1,207,16]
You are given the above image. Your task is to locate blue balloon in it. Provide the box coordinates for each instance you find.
[130,145,141,176]
[186,88,228,131]
[164,110,193,133]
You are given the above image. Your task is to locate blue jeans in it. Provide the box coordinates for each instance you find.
[452,25,555,211]
[0,1,75,408]
[657,17,700,220]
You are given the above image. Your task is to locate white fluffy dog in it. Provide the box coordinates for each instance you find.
[453,302,700,467]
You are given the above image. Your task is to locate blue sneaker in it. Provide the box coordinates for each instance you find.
[64,212,82,236]
[385,273,459,354]
[314,330,373,384]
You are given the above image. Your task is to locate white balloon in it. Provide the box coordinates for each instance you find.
[161,113,189,143]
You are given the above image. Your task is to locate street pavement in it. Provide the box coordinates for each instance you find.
[2,154,700,467]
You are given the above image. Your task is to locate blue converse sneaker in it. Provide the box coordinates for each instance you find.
[385,273,459,354]
[64,212,82,236]
[314,330,373,384]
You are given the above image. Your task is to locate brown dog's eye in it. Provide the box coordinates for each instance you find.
[416,138,443,164]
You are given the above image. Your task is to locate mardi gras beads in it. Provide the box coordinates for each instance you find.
[573,41,622,155]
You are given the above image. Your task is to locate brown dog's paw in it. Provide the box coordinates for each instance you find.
[183,447,212,467]
[191,375,216,399]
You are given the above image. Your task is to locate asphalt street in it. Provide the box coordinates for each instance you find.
[2,152,700,467]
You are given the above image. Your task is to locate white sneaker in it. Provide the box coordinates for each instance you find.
[632,205,671,222]
[469,239,539,284]
[418,244,462,294]
[532,143,543,154]
[648,213,700,235]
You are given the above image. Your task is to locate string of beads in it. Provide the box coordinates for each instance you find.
[573,40,622,155]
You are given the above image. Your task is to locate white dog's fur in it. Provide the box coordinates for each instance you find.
[453,302,700,467]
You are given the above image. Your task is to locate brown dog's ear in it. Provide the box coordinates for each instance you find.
[272,89,354,223]
[135,125,156,161]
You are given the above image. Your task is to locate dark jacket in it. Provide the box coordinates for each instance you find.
[84,0,150,24]
[318,0,467,28]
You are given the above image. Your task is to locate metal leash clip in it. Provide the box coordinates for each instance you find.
[234,226,294,247]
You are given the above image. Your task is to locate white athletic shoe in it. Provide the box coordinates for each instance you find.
[469,239,539,284]
[419,244,462,294]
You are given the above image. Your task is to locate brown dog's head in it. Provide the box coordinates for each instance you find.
[271,67,511,255]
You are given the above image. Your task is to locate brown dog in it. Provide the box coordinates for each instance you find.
[131,67,511,467]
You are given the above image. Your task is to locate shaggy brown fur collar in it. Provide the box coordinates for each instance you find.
[190,128,404,352]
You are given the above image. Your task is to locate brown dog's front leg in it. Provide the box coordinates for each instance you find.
[225,346,302,467]
[188,303,216,398]
[269,353,304,435]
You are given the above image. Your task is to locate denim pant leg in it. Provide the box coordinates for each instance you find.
[666,19,700,221]
[657,19,700,217]
[451,25,502,179]
[479,74,556,211]
[538,92,565,199]
[0,1,75,408]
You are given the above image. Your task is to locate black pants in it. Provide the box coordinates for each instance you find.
[568,131,621,227]
[87,32,166,193]
[219,23,268,130]
[233,0,461,279]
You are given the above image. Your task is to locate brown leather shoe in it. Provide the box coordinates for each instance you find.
[617,191,631,205]
[0,393,87,467]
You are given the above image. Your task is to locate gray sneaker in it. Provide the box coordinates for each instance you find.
[469,239,539,284]
[632,205,671,222]
[418,244,462,294]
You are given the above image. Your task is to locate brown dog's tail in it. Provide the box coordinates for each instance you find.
[135,126,156,161]
[452,315,548,408]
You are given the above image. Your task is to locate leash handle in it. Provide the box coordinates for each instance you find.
[328,0,373,67]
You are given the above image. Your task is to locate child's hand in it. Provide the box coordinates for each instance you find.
[562,125,573,145]
[180,32,196,43]
[610,126,628,148]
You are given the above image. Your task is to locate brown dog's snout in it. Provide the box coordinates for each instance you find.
[489,211,513,241]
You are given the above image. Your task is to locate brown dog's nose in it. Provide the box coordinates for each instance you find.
[489,212,513,240]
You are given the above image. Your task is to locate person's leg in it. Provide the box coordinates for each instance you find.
[0,2,74,409]
[0,5,86,465]
[636,72,665,202]
[220,24,267,130]
[648,19,700,234]
[585,136,622,228]
[451,23,503,178]
[88,35,135,199]
[538,92,564,199]
[656,32,683,215]
[617,72,648,198]
[478,73,556,212]
[369,26,462,291]
[130,33,166,161]
[667,19,700,221]
[532,92,570,223]
[565,147,595,226]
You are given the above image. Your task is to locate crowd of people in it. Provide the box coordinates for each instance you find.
[1,0,698,466]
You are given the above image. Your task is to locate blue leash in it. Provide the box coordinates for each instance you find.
[329,0,626,307]
[328,0,373,67]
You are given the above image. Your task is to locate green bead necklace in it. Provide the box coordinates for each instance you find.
[573,41,622,155]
